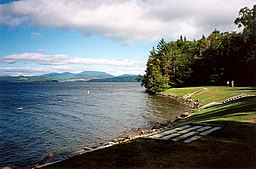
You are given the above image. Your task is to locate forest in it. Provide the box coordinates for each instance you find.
[142,5,256,94]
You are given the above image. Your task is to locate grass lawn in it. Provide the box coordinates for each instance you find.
[179,96,256,124]
[163,86,256,104]
[161,86,205,97]
[43,87,256,169]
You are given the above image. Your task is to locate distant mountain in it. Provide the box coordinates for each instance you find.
[0,71,122,82]
[116,74,137,77]
[88,75,138,82]
[76,71,113,78]
[37,71,113,81]
[39,72,75,78]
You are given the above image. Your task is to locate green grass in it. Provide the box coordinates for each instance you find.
[162,86,256,104]
[164,86,256,126]
[161,86,205,97]
[179,96,256,124]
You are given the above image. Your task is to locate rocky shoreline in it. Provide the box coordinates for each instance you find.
[34,93,199,168]
[159,93,203,109]
[37,90,253,168]
[35,91,254,169]
[33,89,255,169]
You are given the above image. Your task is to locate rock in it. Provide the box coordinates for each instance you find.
[36,152,61,165]
[173,116,182,122]
[92,145,98,149]
[167,120,174,125]
[117,137,126,142]
[126,135,133,139]
[108,142,117,145]
[131,127,142,131]
[46,152,60,159]
[100,141,110,146]
[113,138,119,142]
[180,112,191,118]
[140,130,150,134]
[84,146,93,151]
[151,122,162,130]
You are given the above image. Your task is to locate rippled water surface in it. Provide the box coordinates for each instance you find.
[0,82,190,168]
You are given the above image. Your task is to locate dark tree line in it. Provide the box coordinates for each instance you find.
[142,5,256,93]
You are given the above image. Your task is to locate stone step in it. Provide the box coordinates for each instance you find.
[145,123,221,144]
[161,133,181,140]
[172,131,198,141]
[197,126,212,132]
[149,129,177,138]
[184,135,202,143]
[200,127,221,135]
[176,125,192,130]
[148,125,191,138]
[178,126,202,134]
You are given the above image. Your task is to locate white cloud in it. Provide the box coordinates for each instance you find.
[2,53,70,64]
[0,52,146,76]
[0,0,254,41]
[31,31,42,38]
[1,52,144,67]
[0,67,55,76]
[0,65,146,76]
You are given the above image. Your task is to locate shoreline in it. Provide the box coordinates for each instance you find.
[34,94,195,168]
[34,87,255,169]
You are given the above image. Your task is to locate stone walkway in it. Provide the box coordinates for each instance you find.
[145,123,221,143]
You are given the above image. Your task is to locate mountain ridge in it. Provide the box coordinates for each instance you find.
[0,71,139,82]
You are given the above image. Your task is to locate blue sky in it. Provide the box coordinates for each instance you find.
[0,0,254,76]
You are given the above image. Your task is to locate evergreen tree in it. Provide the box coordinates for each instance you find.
[142,5,256,93]
[142,45,169,93]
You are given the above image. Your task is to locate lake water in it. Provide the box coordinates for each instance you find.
[0,82,190,168]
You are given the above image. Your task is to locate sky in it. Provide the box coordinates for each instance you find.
[0,0,255,76]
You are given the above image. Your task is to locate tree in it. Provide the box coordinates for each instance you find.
[234,5,256,86]
[135,74,143,82]
[142,5,255,93]
[142,45,169,93]
[235,5,256,38]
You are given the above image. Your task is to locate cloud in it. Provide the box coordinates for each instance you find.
[0,65,146,76]
[0,0,254,41]
[0,67,54,76]
[0,52,146,76]
[31,31,42,38]
[1,52,144,67]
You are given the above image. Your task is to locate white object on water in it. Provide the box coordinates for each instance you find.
[87,91,90,94]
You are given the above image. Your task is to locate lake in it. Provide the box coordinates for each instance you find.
[0,82,190,168]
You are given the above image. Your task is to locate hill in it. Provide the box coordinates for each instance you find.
[88,75,138,82]
[0,71,114,82]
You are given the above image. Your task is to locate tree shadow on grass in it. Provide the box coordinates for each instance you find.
[238,87,256,91]
[186,96,256,123]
